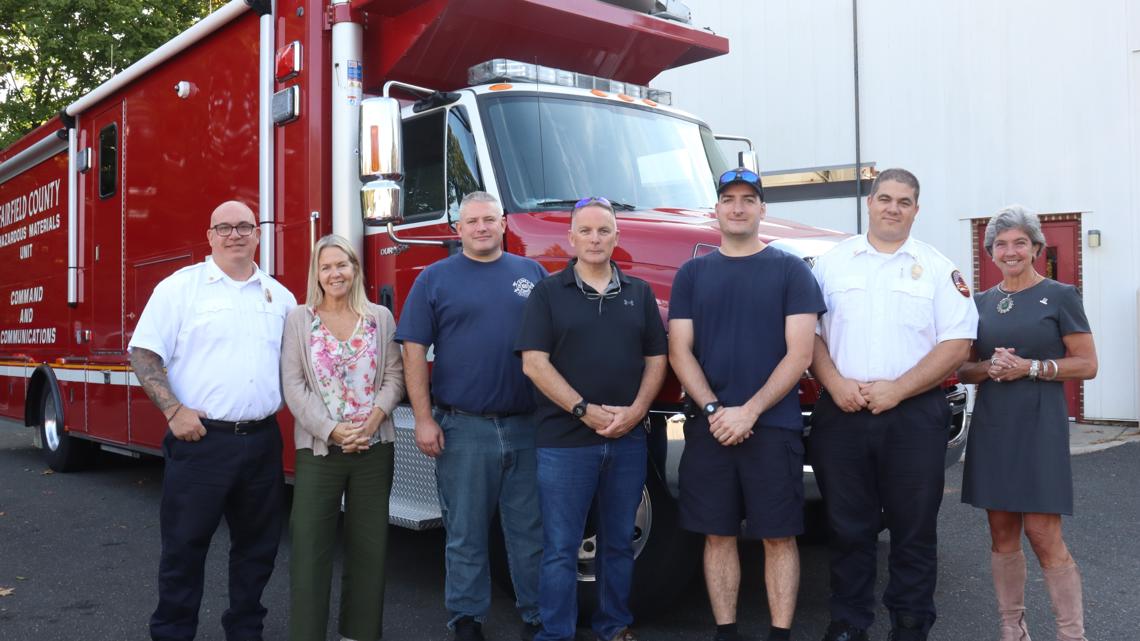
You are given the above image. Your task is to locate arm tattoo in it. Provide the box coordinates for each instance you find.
[130,348,180,414]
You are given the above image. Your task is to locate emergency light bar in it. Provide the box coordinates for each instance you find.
[467,59,672,105]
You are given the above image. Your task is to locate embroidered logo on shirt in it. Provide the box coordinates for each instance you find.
[624,299,634,306]
[1040,297,1048,305]
[951,270,970,297]
[513,278,535,298]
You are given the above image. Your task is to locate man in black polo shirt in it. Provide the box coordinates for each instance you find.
[516,197,668,641]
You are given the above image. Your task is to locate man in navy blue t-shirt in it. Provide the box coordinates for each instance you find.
[396,192,547,641]
[668,169,825,641]
[516,197,667,641]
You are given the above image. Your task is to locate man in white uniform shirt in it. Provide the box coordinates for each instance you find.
[808,169,978,641]
[129,200,296,641]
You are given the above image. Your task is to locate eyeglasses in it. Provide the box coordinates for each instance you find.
[573,196,613,212]
[718,168,761,187]
[210,222,257,237]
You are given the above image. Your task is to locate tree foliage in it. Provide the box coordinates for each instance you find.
[0,0,215,149]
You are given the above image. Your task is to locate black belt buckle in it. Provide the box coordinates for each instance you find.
[231,420,259,435]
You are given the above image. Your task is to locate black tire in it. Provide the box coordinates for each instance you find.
[37,382,92,472]
[489,455,702,623]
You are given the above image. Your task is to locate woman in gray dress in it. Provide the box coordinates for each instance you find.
[958,205,1098,641]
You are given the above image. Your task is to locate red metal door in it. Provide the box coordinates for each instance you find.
[86,102,129,443]
[975,217,1082,418]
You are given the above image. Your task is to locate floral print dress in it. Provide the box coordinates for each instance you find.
[309,310,383,445]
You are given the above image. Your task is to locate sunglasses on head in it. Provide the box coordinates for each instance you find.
[573,196,613,210]
[718,169,761,186]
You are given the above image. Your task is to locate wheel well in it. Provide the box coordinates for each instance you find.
[24,366,61,429]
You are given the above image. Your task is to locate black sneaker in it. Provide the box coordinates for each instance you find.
[455,616,486,641]
[520,620,542,641]
[820,620,868,641]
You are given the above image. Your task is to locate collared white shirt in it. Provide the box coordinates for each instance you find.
[129,257,297,421]
[813,234,978,382]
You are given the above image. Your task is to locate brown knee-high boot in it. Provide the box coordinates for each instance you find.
[1043,561,1088,641]
[992,550,1032,641]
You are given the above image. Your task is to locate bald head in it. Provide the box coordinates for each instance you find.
[207,200,260,279]
[211,200,257,226]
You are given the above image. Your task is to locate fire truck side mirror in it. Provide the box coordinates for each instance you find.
[359,97,404,226]
[361,179,403,226]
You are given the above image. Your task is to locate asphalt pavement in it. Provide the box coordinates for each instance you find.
[1,420,1137,641]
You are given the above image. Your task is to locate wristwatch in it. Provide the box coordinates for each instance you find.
[571,400,588,418]
[702,401,721,417]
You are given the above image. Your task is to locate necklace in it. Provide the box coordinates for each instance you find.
[996,275,1041,314]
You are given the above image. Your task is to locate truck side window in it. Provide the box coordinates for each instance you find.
[99,124,117,199]
[401,111,445,221]
[446,108,483,223]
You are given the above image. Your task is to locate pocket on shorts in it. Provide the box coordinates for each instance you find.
[784,435,805,480]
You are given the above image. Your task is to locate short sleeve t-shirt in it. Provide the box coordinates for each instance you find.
[669,247,826,431]
[395,252,548,414]
[515,261,668,447]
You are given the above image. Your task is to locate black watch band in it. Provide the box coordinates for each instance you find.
[571,400,588,418]
[702,401,721,417]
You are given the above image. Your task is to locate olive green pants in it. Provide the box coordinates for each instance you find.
[290,443,394,641]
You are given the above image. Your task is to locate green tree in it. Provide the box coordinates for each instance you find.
[0,0,215,149]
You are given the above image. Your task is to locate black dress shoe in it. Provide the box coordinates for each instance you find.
[821,620,868,641]
[886,614,926,641]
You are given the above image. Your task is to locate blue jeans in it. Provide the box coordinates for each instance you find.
[434,410,543,627]
[535,431,648,641]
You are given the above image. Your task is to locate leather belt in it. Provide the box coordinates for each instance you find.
[200,416,276,435]
[435,404,525,420]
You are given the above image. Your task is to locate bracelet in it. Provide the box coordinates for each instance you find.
[1028,359,1040,381]
[1045,359,1059,381]
[164,403,183,422]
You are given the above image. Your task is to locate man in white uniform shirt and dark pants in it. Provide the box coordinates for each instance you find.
[130,200,296,641]
[808,169,978,641]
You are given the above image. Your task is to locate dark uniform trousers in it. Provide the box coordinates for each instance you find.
[150,418,285,641]
[807,387,949,634]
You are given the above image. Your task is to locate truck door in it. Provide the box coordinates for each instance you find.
[85,102,129,444]
[367,102,486,317]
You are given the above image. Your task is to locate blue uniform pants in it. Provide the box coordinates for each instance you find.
[808,388,949,636]
[150,421,285,641]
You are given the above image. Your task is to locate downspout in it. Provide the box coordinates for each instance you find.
[330,0,365,257]
[255,0,276,273]
[852,0,863,234]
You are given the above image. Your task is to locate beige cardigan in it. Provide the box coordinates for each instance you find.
[281,302,405,456]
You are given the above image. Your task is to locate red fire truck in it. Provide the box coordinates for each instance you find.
[0,0,967,614]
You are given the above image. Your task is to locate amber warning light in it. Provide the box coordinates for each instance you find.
[369,126,381,175]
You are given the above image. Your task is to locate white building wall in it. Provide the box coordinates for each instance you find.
[659,0,1139,421]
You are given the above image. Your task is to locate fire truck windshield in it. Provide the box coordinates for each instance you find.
[481,93,731,213]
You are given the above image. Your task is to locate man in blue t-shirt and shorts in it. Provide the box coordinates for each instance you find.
[668,169,825,641]
[396,191,547,641]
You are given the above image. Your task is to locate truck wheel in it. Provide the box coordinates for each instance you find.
[37,385,91,472]
[489,460,701,622]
